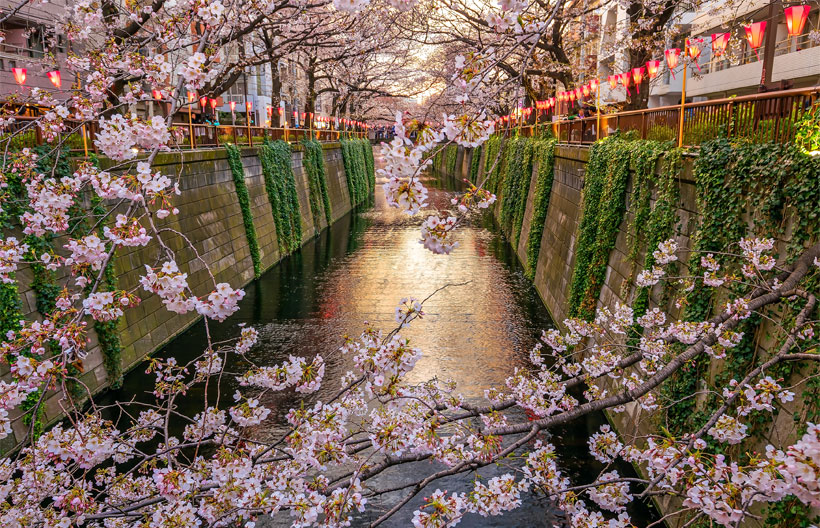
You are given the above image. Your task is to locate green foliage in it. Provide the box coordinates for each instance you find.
[765,496,819,528]
[659,138,820,447]
[225,144,262,278]
[259,140,303,254]
[445,144,458,174]
[629,148,682,319]
[499,137,534,247]
[363,140,375,192]
[482,136,506,195]
[524,138,557,280]
[469,145,482,182]
[568,137,636,320]
[795,101,820,154]
[340,138,374,207]
[302,139,332,228]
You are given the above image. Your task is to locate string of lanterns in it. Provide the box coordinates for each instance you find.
[495,4,811,123]
[9,69,373,129]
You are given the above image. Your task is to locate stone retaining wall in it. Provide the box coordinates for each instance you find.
[436,142,811,527]
[2,144,354,450]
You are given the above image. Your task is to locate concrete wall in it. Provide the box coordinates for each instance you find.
[1,143,354,450]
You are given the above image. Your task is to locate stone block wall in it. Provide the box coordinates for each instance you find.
[1,143,354,450]
[439,141,814,526]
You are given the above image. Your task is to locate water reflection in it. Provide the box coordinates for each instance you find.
[105,158,659,527]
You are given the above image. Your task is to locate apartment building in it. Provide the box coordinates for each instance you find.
[595,0,819,108]
[0,0,72,100]
[217,52,334,128]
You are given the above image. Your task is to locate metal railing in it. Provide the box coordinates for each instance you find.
[502,86,819,147]
[0,114,366,155]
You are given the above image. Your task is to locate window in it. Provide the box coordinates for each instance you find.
[27,29,44,59]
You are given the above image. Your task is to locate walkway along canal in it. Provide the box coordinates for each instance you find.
[104,154,660,527]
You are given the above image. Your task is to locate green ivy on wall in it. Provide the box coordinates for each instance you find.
[482,136,504,195]
[629,148,682,320]
[644,141,820,519]
[499,137,535,247]
[225,144,262,278]
[259,140,303,254]
[445,144,458,174]
[302,139,333,228]
[340,138,374,207]
[524,138,557,280]
[469,144,482,182]
[363,139,375,193]
[567,137,632,320]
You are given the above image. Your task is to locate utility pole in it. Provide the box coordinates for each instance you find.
[760,0,778,88]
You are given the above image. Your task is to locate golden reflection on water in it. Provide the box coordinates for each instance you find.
[304,171,539,396]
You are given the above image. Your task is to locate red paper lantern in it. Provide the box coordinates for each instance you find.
[687,39,703,60]
[246,101,253,111]
[199,96,207,110]
[589,78,599,90]
[152,89,163,100]
[619,72,631,96]
[686,38,702,71]
[47,70,61,89]
[187,91,196,103]
[229,101,236,111]
[646,60,661,79]
[569,90,576,101]
[11,67,26,85]
[209,98,217,110]
[266,105,272,117]
[744,21,767,49]
[608,75,618,89]
[711,33,730,57]
[665,48,680,79]
[582,84,590,97]
[784,6,811,37]
[632,66,645,85]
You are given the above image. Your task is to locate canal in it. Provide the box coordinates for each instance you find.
[106,157,659,526]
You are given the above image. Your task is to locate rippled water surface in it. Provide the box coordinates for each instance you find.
[108,155,659,527]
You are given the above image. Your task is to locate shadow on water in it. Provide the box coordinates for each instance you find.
[101,164,661,527]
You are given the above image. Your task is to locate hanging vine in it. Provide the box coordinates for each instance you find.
[568,137,632,320]
[225,144,262,278]
[629,148,683,320]
[363,140,375,193]
[658,139,820,456]
[499,137,534,246]
[524,138,557,280]
[340,138,372,207]
[301,139,333,228]
[482,136,504,194]
[445,144,458,174]
[259,140,303,254]
[469,144,482,182]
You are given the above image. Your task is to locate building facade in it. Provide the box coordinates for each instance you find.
[594,0,819,109]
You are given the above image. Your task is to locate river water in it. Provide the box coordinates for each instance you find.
[106,155,659,527]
